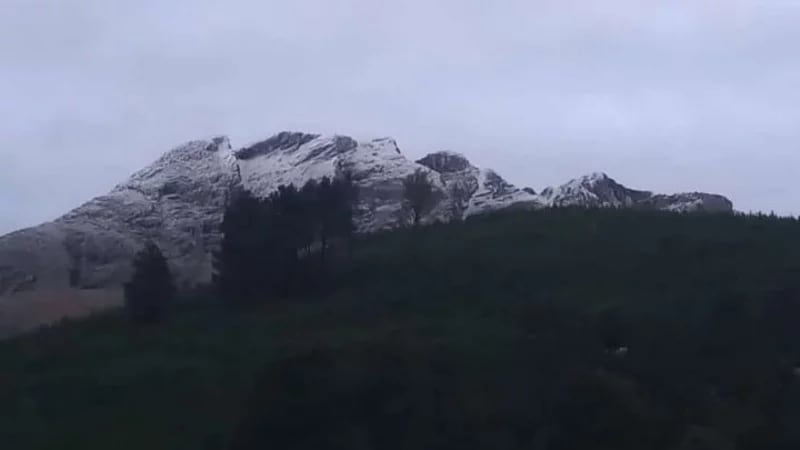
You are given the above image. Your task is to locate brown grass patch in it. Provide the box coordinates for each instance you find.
[0,288,123,338]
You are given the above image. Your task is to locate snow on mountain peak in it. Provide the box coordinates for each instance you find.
[369,137,402,152]
[541,172,652,208]
[417,151,473,173]
[235,131,321,159]
[208,135,232,151]
[0,131,734,295]
[564,172,611,189]
[585,172,610,182]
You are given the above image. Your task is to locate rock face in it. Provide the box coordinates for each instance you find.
[416,151,473,173]
[540,172,652,208]
[0,132,733,295]
[236,134,445,231]
[415,151,541,220]
[639,193,734,213]
[539,172,733,213]
[0,137,239,294]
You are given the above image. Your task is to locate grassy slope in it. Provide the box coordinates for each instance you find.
[1,209,800,449]
[0,289,123,338]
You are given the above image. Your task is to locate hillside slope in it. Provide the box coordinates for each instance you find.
[1,209,799,449]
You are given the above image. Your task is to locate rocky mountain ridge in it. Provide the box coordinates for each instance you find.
[0,132,733,295]
[539,172,732,213]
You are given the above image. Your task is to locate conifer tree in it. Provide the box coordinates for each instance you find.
[214,176,359,304]
[213,191,272,306]
[124,241,174,323]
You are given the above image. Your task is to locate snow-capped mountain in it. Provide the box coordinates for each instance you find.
[415,151,541,218]
[0,132,732,295]
[0,137,240,295]
[539,172,733,213]
[540,172,652,207]
[236,132,447,231]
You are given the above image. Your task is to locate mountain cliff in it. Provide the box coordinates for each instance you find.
[0,132,733,295]
[539,172,733,213]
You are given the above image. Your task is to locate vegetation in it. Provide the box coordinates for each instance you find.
[2,208,800,449]
[402,169,436,226]
[213,176,356,306]
[123,242,174,323]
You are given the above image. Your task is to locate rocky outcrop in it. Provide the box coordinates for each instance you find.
[540,172,652,208]
[540,172,734,213]
[416,151,541,220]
[0,137,238,294]
[639,193,734,213]
[416,151,472,173]
[0,132,733,295]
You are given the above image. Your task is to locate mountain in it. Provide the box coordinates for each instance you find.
[540,172,652,207]
[414,150,541,218]
[0,132,732,295]
[0,137,239,295]
[539,172,733,213]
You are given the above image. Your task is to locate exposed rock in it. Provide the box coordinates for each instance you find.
[416,151,540,219]
[639,193,734,213]
[540,172,733,213]
[417,151,472,173]
[235,132,321,160]
[0,132,734,295]
[0,137,239,294]
[237,135,450,231]
[540,172,652,208]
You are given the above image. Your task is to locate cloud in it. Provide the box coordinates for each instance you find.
[2,0,799,232]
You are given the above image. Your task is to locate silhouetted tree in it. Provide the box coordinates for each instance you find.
[124,241,174,323]
[402,169,436,227]
[265,184,316,293]
[215,176,359,305]
[318,174,358,263]
[213,191,274,306]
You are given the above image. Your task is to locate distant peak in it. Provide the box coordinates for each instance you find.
[416,151,472,173]
[563,172,615,189]
[236,131,321,159]
[583,172,610,182]
[206,135,231,151]
[368,137,402,155]
[433,150,467,158]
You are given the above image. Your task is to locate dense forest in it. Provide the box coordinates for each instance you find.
[2,194,800,448]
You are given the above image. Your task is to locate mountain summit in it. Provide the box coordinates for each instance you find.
[0,132,732,295]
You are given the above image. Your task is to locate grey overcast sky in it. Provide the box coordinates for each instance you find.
[2,0,799,233]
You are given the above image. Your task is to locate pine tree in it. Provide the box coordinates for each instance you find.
[214,191,273,306]
[214,177,360,304]
[266,184,310,293]
[299,179,322,258]
[315,175,358,265]
[124,241,174,323]
[331,173,358,258]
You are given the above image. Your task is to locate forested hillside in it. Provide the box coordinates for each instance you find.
[2,208,800,449]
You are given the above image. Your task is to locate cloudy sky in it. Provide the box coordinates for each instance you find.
[2,0,799,233]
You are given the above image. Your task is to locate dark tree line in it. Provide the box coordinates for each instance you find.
[213,175,358,306]
[228,209,800,450]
